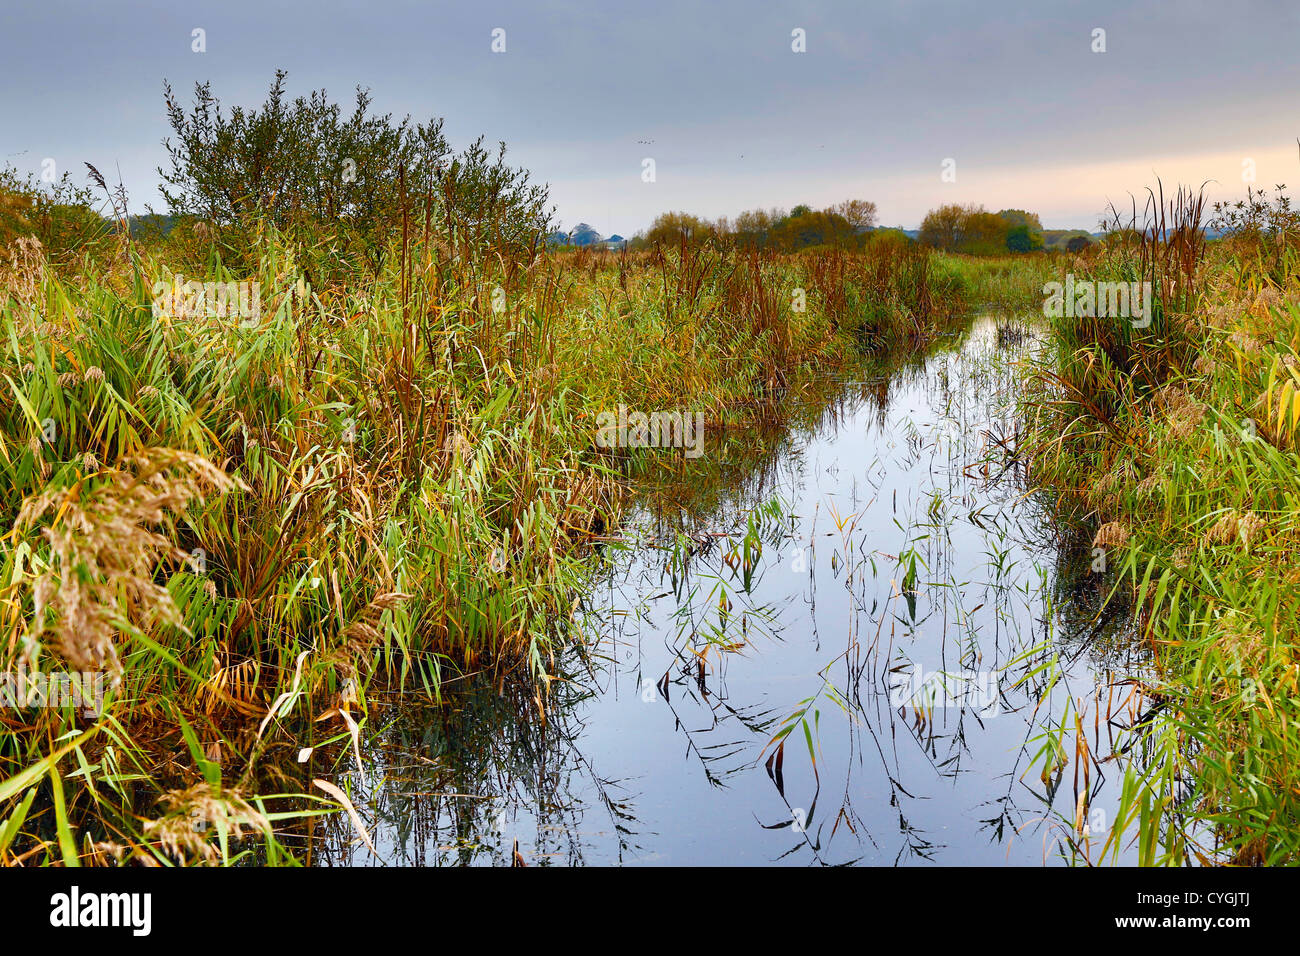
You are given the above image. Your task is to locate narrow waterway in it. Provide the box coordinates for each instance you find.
[310,315,1159,866]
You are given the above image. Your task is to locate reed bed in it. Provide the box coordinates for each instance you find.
[1022,181,1300,864]
[0,217,988,864]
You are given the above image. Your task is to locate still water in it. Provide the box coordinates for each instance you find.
[309,316,1156,866]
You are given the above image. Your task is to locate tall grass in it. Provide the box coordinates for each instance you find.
[1023,180,1300,863]
[0,214,989,863]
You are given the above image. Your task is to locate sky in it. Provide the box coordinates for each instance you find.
[3,0,1299,236]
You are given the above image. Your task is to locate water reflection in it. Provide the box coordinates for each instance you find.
[306,316,1160,866]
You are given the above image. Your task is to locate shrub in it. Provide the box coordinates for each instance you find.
[158,70,553,273]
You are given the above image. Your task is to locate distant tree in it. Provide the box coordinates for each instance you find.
[998,209,1044,253]
[920,203,1013,255]
[918,203,969,251]
[733,207,786,248]
[962,210,1010,254]
[1006,226,1032,253]
[834,199,878,233]
[996,208,1043,231]
[1066,235,1092,253]
[868,227,913,247]
[733,208,772,234]
[1006,224,1044,253]
[767,208,855,250]
[645,210,714,245]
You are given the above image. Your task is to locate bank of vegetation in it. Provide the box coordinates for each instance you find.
[1023,181,1300,864]
[0,73,1040,864]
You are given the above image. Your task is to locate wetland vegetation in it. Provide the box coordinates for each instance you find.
[0,73,1294,868]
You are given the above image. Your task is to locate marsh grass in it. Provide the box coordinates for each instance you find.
[1023,180,1300,863]
[0,205,1000,864]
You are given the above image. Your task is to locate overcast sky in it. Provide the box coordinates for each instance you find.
[3,0,1299,235]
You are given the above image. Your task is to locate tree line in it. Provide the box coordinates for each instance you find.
[628,200,1093,255]
[630,199,880,251]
